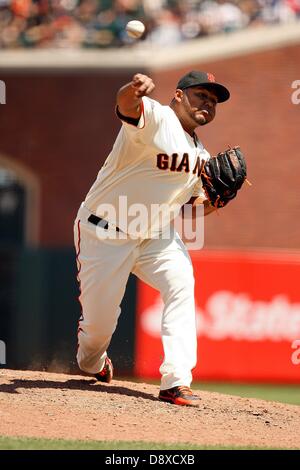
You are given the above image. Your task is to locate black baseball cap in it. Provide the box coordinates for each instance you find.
[177,71,230,103]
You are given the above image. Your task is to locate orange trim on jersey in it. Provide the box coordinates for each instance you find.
[138,99,145,129]
[115,99,145,129]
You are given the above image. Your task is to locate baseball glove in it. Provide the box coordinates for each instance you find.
[201,146,248,208]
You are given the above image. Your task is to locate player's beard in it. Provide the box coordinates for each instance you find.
[193,109,211,126]
[194,112,208,125]
[180,93,214,128]
[186,98,214,126]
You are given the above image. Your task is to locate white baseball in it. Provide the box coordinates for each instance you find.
[125,20,145,39]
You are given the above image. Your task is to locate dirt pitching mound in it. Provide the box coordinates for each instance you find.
[0,369,299,449]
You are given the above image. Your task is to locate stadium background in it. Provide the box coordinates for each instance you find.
[0,1,300,390]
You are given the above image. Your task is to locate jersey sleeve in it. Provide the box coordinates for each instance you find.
[115,96,163,143]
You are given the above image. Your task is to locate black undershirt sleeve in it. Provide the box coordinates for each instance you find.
[115,106,140,126]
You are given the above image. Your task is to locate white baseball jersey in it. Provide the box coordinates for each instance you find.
[84,96,210,238]
[75,95,208,389]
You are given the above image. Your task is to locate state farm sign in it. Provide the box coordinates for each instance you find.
[141,292,300,342]
[135,251,300,382]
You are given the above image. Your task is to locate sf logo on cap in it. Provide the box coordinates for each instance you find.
[207,73,216,83]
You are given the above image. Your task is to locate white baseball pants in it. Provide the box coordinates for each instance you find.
[74,204,197,390]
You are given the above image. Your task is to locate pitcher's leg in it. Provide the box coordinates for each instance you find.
[75,218,135,375]
[133,231,197,390]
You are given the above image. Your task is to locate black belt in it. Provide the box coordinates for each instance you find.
[88,214,120,232]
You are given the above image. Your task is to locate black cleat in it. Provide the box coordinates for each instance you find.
[159,386,200,407]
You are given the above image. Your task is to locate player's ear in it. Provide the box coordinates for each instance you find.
[174,89,184,103]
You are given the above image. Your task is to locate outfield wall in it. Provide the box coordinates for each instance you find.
[135,250,300,383]
[0,24,300,250]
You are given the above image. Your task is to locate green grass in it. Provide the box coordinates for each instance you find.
[0,436,286,450]
[192,383,300,406]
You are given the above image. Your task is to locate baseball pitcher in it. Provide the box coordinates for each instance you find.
[74,71,247,406]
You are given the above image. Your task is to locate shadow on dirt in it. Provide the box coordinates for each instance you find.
[0,378,158,402]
